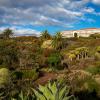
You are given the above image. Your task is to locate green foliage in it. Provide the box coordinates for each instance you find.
[67,47,89,61]
[85,66,100,75]
[0,68,10,88]
[0,68,12,100]
[94,52,100,60]
[67,71,100,95]
[96,46,100,53]
[12,71,23,80]
[52,32,64,50]
[74,33,78,38]
[32,81,75,100]
[12,69,39,80]
[84,78,100,93]
[0,39,18,69]
[40,30,51,41]
[11,91,35,100]
[1,28,14,39]
[22,69,39,80]
[47,53,62,70]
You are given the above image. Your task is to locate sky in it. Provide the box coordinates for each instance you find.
[0,0,100,36]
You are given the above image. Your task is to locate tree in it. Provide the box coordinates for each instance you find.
[74,33,78,38]
[2,28,14,39]
[52,32,63,50]
[40,30,51,41]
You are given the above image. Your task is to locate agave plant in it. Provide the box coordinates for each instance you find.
[11,91,35,100]
[32,81,75,100]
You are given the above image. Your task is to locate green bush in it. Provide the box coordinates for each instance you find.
[12,69,39,80]
[72,75,100,94]
[94,52,100,60]
[0,68,10,88]
[85,66,100,75]
[12,71,23,80]
[22,69,39,80]
[47,53,63,70]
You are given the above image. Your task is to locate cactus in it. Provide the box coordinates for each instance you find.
[67,47,89,61]
[0,68,10,87]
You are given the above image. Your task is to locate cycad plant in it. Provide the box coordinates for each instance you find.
[32,81,75,100]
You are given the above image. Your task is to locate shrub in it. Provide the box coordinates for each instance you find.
[0,68,12,100]
[0,68,10,88]
[61,69,100,95]
[12,71,23,80]
[47,53,63,70]
[96,46,100,53]
[12,69,39,81]
[94,52,100,60]
[74,78,100,100]
[85,66,100,75]
[22,69,39,80]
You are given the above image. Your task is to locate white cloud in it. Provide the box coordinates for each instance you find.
[83,7,95,13]
[0,0,89,27]
[0,0,100,35]
[0,26,41,36]
[92,0,100,5]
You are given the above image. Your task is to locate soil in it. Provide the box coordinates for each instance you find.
[34,72,57,85]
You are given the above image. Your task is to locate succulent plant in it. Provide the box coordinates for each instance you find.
[32,81,75,100]
[0,68,10,88]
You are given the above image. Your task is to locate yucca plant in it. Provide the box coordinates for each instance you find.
[32,81,75,100]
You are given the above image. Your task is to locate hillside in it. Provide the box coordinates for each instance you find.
[0,29,100,100]
[62,28,100,38]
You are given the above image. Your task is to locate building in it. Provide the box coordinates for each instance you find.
[61,28,100,38]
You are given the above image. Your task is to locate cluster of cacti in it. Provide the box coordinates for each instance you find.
[32,81,75,100]
[67,47,89,61]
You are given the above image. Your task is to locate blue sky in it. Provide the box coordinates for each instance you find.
[0,0,100,36]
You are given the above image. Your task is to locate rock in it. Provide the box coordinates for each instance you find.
[41,40,53,49]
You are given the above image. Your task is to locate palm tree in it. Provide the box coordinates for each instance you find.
[40,30,51,41]
[2,28,14,39]
[52,32,63,50]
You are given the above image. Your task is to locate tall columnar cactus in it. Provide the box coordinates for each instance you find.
[32,81,75,100]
